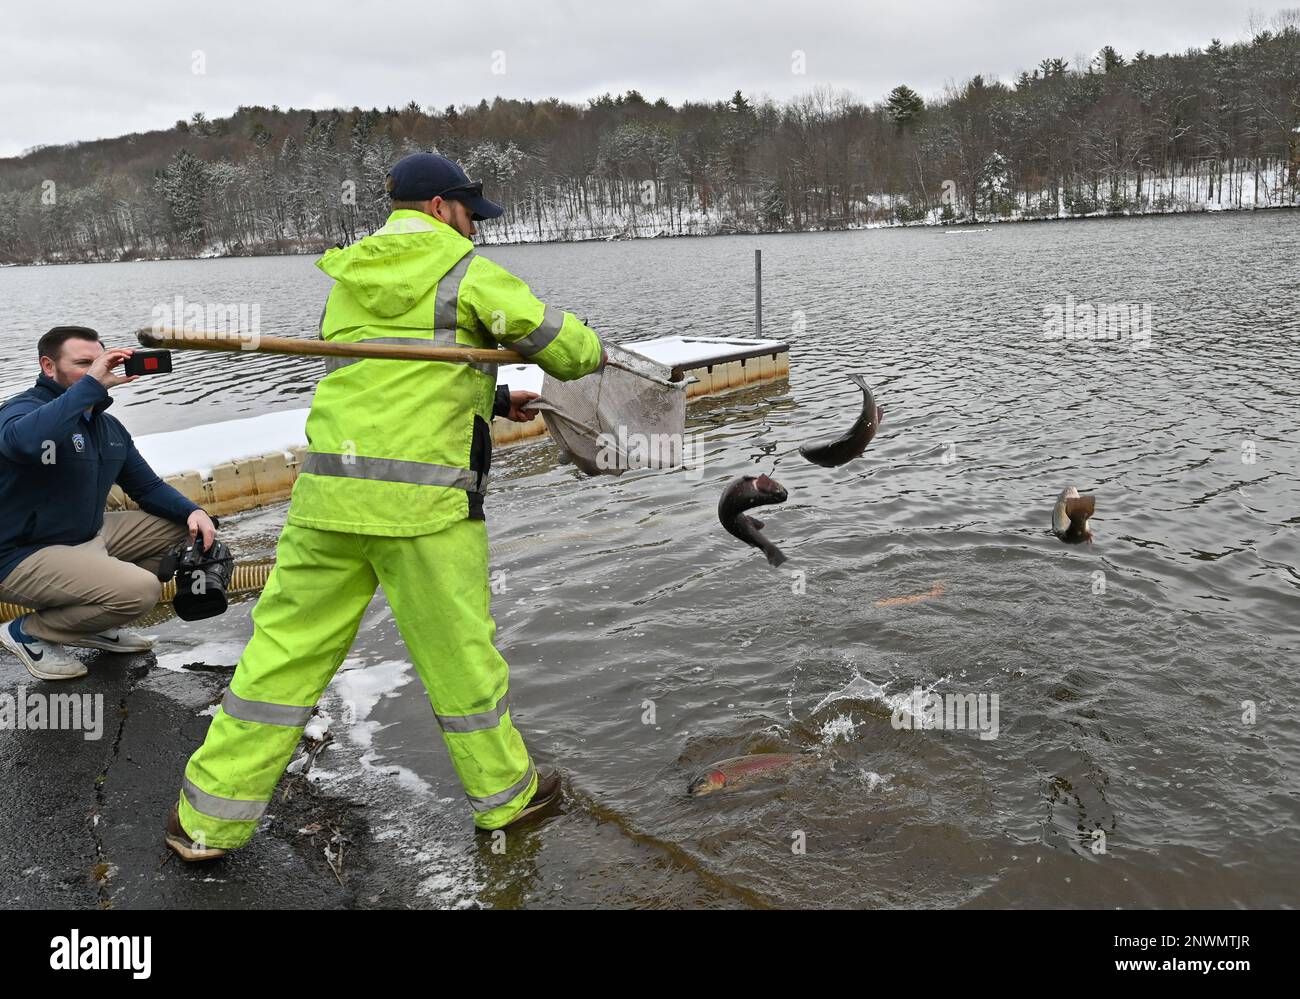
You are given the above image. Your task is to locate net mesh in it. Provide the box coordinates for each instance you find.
[530,343,688,476]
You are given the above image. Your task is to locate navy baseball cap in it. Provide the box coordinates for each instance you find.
[385,152,504,221]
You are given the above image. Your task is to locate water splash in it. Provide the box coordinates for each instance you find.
[817,713,859,744]
[856,770,892,793]
[811,667,950,728]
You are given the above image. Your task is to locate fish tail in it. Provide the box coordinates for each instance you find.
[763,543,789,567]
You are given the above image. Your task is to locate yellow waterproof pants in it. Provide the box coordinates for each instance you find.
[177,518,536,848]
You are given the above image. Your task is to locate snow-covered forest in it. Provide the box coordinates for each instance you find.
[1,20,1298,263]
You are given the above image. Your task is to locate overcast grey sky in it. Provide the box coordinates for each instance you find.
[0,0,1282,158]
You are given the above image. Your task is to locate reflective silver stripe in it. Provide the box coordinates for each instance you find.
[374,216,439,235]
[319,250,491,377]
[466,761,536,813]
[221,689,314,727]
[302,451,484,492]
[182,776,267,822]
[435,252,476,332]
[436,692,510,734]
[511,305,565,357]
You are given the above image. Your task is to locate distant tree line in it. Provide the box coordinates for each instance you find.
[1,16,1298,264]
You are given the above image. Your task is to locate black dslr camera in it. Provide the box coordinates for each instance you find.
[157,538,234,621]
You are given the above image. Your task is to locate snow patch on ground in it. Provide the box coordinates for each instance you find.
[310,671,484,907]
[153,640,246,673]
[328,658,415,751]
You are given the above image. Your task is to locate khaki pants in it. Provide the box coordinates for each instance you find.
[0,511,189,643]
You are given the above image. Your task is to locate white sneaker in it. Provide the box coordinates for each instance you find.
[64,629,155,653]
[1,619,87,681]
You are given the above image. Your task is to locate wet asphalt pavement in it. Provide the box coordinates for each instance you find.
[0,650,359,909]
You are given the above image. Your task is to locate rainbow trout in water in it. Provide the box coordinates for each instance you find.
[688,753,820,796]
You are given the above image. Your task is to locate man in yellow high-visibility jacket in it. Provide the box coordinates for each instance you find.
[166,153,605,861]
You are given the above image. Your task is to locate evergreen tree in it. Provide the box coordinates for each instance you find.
[154,148,210,250]
[885,85,925,127]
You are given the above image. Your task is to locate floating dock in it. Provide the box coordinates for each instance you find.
[106,336,790,517]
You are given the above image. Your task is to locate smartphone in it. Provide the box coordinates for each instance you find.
[124,349,173,376]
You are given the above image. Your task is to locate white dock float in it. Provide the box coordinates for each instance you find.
[108,336,789,516]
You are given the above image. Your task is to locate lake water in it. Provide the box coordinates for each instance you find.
[2,210,1298,908]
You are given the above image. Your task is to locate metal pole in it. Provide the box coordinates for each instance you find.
[754,248,762,338]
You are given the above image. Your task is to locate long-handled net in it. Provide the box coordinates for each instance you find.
[137,329,689,478]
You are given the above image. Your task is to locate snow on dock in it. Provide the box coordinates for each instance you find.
[136,409,311,478]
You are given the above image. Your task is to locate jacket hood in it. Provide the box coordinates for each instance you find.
[316,211,473,318]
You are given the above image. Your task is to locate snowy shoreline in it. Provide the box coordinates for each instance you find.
[4,197,1297,268]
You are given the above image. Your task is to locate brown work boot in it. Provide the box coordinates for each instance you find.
[477,766,561,833]
[165,803,227,862]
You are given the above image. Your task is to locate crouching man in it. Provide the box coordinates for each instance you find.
[0,326,217,680]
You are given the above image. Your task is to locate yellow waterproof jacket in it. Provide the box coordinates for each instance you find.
[288,210,603,535]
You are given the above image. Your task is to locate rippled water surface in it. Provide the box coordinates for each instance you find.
[3,211,1297,907]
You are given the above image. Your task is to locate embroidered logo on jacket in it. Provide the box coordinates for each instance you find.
[71,433,86,453]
